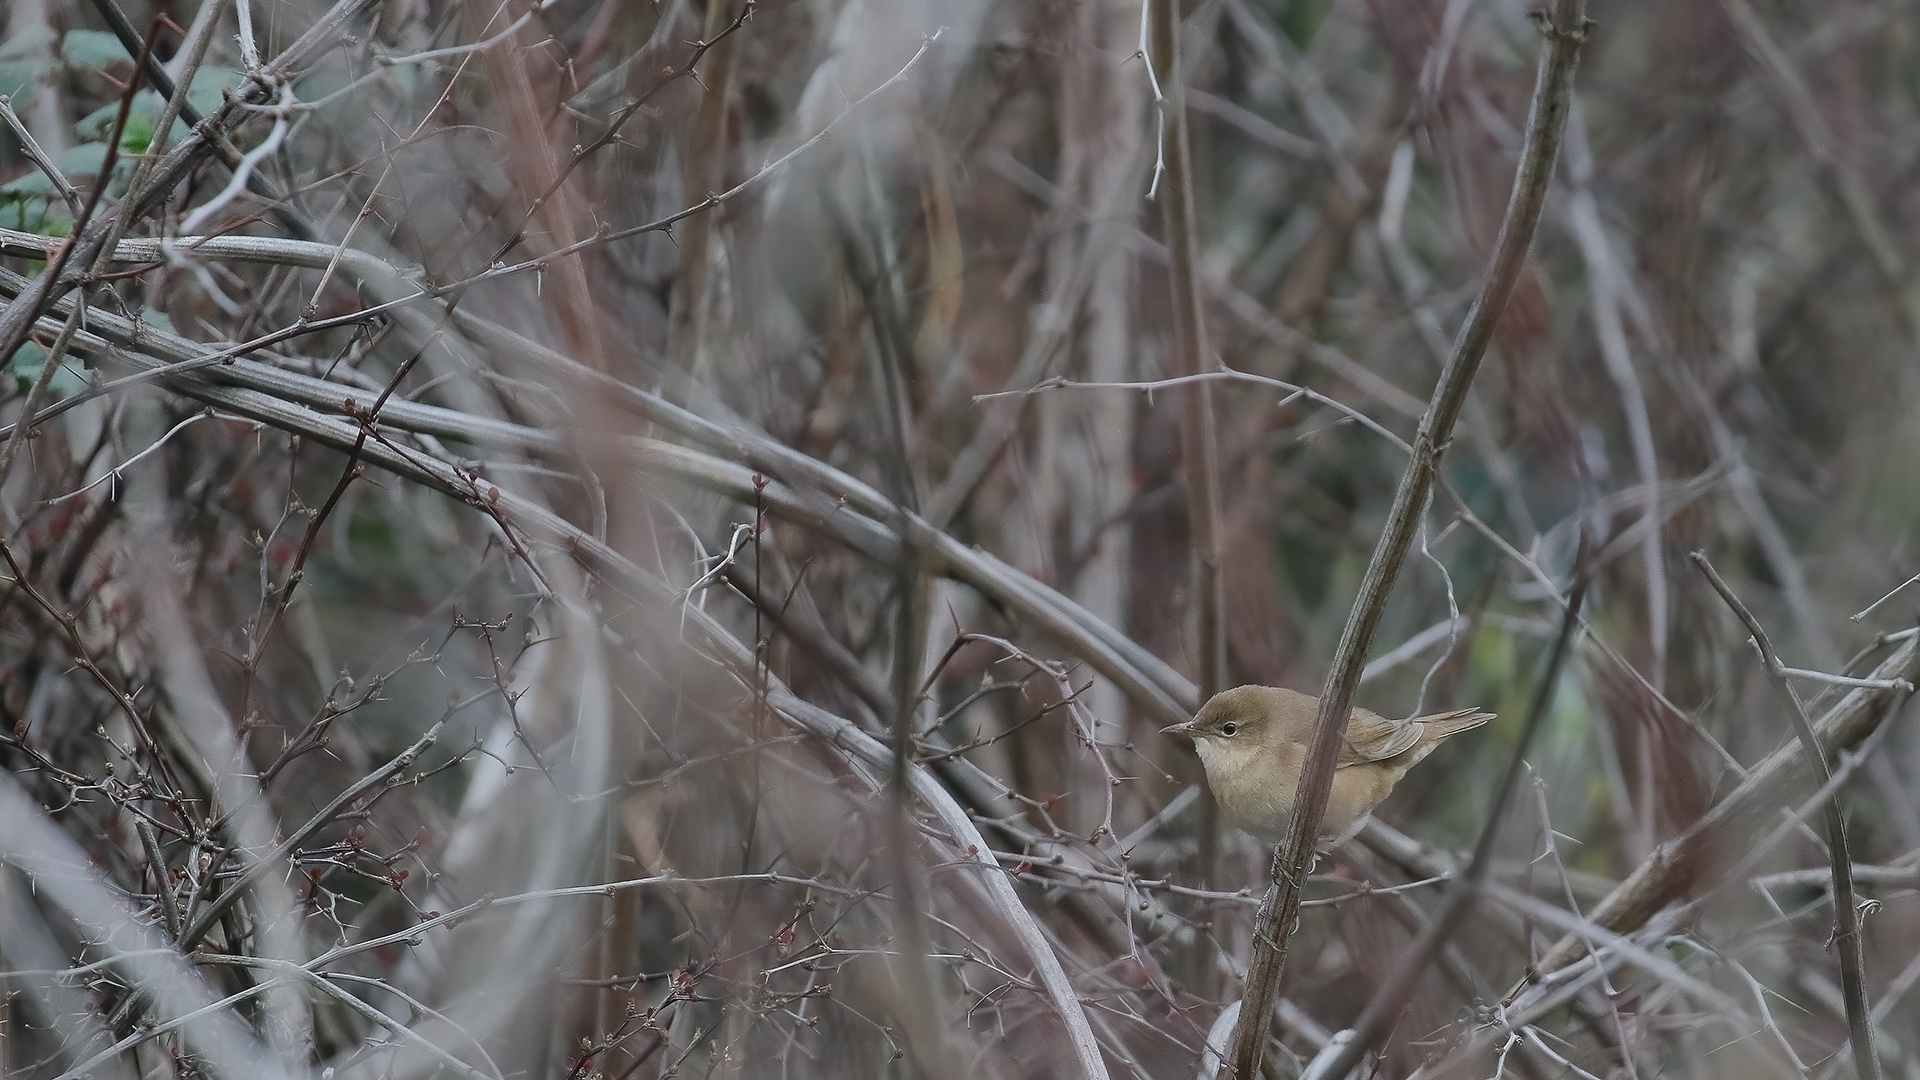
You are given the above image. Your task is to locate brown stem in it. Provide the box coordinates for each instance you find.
[1225,5,1590,1077]
[1691,551,1880,1080]
[1304,559,1590,1080]
[1148,0,1229,999]
[480,2,755,278]
[666,0,744,371]
[1148,0,1227,705]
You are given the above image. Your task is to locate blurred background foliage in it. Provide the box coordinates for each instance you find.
[3,0,1920,1077]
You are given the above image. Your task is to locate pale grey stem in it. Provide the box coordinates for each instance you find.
[1565,102,1668,688]
[0,97,81,216]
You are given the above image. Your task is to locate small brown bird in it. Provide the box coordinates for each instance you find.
[1163,685,1494,846]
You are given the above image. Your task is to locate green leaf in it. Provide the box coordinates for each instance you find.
[7,342,90,400]
[187,67,244,116]
[296,66,353,105]
[73,68,243,148]
[55,142,111,180]
[0,170,59,200]
[75,94,176,151]
[0,56,50,112]
[75,97,145,139]
[119,112,155,154]
[6,341,45,384]
[60,29,132,74]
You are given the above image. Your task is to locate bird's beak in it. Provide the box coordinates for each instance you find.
[1161,721,1200,739]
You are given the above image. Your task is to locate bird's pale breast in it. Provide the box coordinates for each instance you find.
[1197,737,1400,845]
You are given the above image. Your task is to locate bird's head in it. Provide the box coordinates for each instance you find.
[1161,686,1316,775]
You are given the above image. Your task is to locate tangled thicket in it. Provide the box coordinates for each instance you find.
[3,0,1920,1078]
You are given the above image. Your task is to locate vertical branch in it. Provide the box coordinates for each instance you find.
[1691,552,1880,1080]
[668,0,744,373]
[1226,6,1590,1077]
[1054,0,1148,849]
[1148,0,1229,927]
[754,472,769,727]
[1564,109,1667,688]
[881,526,954,1074]
[839,185,950,1072]
[1148,0,1228,705]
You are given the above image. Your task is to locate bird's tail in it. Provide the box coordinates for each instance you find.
[1414,708,1495,740]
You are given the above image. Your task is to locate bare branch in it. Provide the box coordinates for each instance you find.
[1227,6,1590,1077]
[1691,550,1881,1080]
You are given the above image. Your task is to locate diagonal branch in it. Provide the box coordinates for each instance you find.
[0,259,1198,732]
[175,722,446,953]
[1225,5,1590,1077]
[1299,558,1592,1080]
[1522,635,1920,983]
[1691,551,1879,1080]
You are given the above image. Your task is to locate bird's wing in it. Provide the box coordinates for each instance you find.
[1339,707,1422,764]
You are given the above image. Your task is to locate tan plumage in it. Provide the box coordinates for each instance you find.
[1162,685,1494,847]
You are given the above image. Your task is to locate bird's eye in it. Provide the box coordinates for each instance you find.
[1221,722,1238,737]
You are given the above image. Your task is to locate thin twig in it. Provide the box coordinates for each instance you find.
[1852,572,1920,624]
[175,722,445,952]
[0,97,82,216]
[1523,634,1920,977]
[1780,667,1914,693]
[1691,550,1880,1080]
